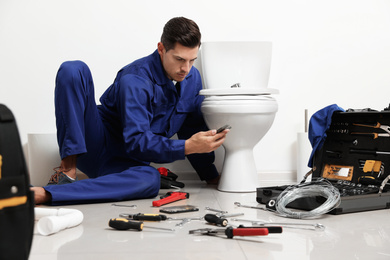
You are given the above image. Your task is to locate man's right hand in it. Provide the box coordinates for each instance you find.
[184,129,230,155]
[31,187,51,205]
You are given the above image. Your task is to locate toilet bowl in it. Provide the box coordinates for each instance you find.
[199,42,278,192]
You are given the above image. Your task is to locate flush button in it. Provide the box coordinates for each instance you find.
[231,83,241,88]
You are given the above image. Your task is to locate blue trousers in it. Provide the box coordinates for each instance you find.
[44,61,160,205]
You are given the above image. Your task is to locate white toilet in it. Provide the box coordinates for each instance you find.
[199,41,278,192]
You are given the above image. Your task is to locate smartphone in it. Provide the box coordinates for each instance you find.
[159,205,199,214]
[216,125,232,133]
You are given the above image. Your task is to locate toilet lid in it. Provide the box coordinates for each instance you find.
[199,88,279,96]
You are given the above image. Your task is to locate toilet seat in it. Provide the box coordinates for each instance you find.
[201,95,277,113]
[201,95,276,101]
[199,88,279,96]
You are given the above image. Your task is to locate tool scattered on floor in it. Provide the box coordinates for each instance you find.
[111,203,137,208]
[205,207,228,214]
[119,213,168,221]
[205,206,244,218]
[203,207,244,227]
[152,192,189,207]
[219,212,245,218]
[189,226,276,239]
[231,218,325,231]
[234,202,267,211]
[168,216,203,227]
[204,214,228,227]
[108,218,175,232]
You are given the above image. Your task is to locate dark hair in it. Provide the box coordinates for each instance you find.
[161,17,201,52]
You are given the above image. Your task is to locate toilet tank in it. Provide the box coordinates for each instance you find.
[199,41,272,90]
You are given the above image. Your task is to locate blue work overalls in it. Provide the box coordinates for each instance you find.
[44,50,218,205]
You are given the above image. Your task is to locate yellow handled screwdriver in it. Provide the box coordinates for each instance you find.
[109,218,143,231]
[108,218,175,232]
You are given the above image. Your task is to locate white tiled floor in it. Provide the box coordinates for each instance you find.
[29,180,390,260]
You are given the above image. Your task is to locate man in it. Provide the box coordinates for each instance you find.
[31,17,229,205]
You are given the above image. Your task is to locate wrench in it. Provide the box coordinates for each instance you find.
[234,202,267,211]
[231,218,325,231]
[111,203,137,208]
[205,207,228,214]
[168,217,203,227]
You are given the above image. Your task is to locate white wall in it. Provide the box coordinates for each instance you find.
[1,0,390,181]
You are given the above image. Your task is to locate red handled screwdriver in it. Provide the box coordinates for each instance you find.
[189,226,269,239]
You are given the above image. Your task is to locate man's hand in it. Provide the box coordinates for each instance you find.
[185,129,230,155]
[30,187,51,205]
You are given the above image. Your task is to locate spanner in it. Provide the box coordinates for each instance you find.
[168,217,203,227]
[205,206,244,218]
[231,218,325,231]
[205,207,228,214]
[234,202,268,211]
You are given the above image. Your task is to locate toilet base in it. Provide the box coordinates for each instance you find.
[218,148,259,193]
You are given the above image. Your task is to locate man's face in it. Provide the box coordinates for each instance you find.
[158,42,199,82]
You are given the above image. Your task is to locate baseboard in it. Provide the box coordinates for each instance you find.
[177,170,296,184]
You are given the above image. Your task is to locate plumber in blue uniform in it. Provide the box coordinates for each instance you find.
[31,17,229,205]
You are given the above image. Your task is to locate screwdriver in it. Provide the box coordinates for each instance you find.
[238,225,283,234]
[109,218,143,231]
[189,226,269,239]
[108,218,175,232]
[204,214,228,227]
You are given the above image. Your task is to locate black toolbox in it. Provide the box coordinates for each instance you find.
[256,109,390,215]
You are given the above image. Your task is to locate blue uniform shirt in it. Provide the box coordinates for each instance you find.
[98,50,217,179]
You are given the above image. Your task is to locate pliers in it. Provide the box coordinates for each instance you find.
[352,122,390,139]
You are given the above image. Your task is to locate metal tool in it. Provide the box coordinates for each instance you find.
[350,149,390,155]
[108,218,175,232]
[205,207,228,214]
[231,218,325,231]
[205,206,244,218]
[168,217,203,227]
[189,226,270,239]
[351,132,390,139]
[234,202,267,211]
[111,203,137,208]
[352,122,390,138]
[353,122,390,134]
[219,212,245,218]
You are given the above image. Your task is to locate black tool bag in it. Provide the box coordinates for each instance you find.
[0,104,34,260]
[257,108,390,215]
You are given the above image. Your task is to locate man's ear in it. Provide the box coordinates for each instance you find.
[157,42,165,55]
